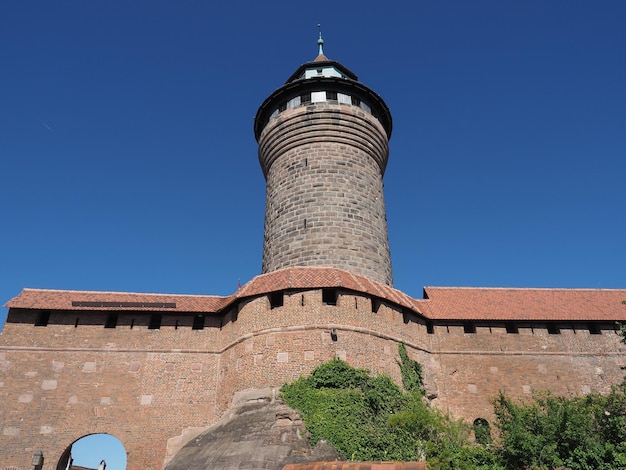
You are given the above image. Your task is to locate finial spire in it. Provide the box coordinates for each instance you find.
[317,24,324,56]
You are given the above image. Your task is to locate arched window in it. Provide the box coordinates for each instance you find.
[473,418,491,445]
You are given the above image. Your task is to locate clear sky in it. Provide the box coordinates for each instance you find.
[1,1,626,466]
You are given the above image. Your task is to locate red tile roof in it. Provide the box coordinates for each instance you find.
[4,268,626,322]
[422,286,626,321]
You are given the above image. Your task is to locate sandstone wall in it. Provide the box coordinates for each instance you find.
[1,289,625,469]
[258,104,393,286]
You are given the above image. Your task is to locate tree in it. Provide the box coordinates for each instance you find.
[493,388,626,470]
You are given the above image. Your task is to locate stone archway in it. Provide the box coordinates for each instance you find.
[56,434,126,470]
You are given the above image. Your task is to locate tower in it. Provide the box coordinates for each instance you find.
[254,33,394,285]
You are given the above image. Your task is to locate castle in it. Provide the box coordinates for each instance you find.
[1,37,625,470]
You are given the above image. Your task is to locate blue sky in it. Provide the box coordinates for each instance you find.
[1,2,625,466]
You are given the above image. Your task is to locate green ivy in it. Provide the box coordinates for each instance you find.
[397,342,424,395]
[281,345,626,469]
[280,350,501,468]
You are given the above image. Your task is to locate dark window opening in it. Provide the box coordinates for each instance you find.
[426,321,434,334]
[588,322,601,335]
[505,322,518,334]
[192,315,205,330]
[326,91,338,101]
[269,291,284,309]
[148,314,162,330]
[473,418,492,446]
[35,310,50,327]
[322,289,338,306]
[278,102,287,112]
[547,323,560,335]
[351,96,361,106]
[371,297,382,313]
[463,322,476,334]
[105,312,118,328]
[301,92,311,104]
[330,328,338,342]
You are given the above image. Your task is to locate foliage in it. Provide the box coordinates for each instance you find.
[281,352,502,468]
[281,343,626,470]
[617,301,626,383]
[493,386,626,470]
[397,342,424,394]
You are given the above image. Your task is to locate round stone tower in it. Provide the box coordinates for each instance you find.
[254,34,394,285]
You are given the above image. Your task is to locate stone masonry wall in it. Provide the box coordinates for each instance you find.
[1,290,625,469]
[258,104,393,285]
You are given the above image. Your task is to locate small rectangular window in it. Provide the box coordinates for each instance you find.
[505,322,518,334]
[326,91,338,101]
[547,323,560,335]
[105,312,118,329]
[322,289,338,306]
[311,91,326,103]
[351,96,361,106]
[35,310,50,327]
[426,321,434,334]
[301,92,311,104]
[287,96,301,109]
[192,315,205,330]
[148,314,162,330]
[269,292,284,309]
[463,322,476,334]
[338,93,351,105]
[588,323,601,335]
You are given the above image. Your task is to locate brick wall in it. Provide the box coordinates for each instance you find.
[258,103,393,286]
[1,289,625,469]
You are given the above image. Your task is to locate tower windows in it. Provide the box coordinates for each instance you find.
[287,96,301,109]
[338,93,351,105]
[505,322,518,334]
[267,92,375,125]
[311,91,326,102]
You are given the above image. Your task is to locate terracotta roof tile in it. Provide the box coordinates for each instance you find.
[423,286,626,321]
[5,269,625,322]
[3,288,229,313]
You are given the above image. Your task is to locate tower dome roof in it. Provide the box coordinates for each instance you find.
[254,35,392,141]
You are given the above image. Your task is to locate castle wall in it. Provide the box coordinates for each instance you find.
[1,290,625,469]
